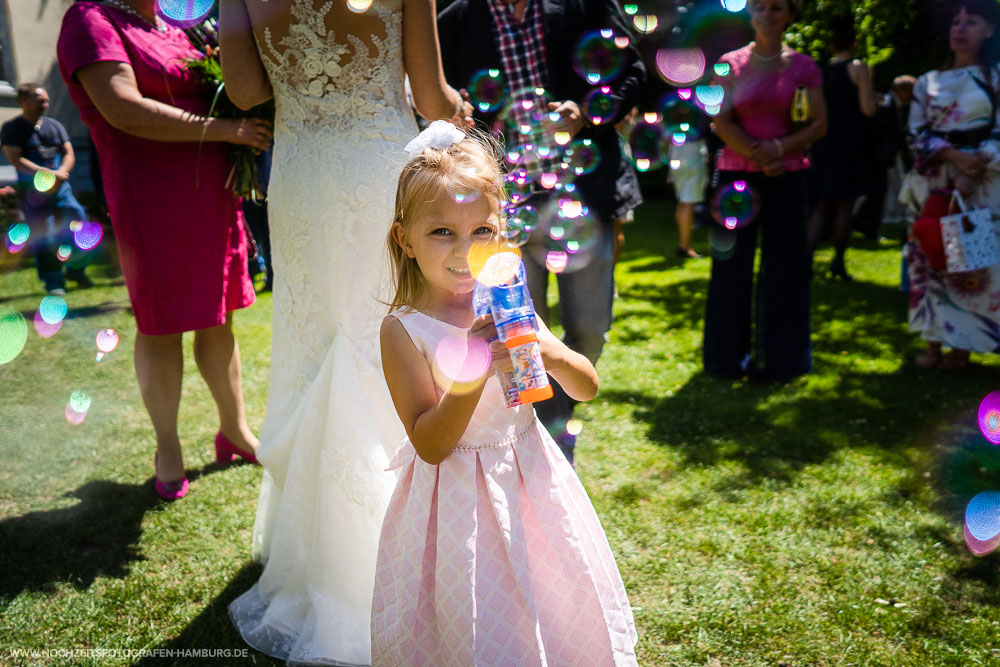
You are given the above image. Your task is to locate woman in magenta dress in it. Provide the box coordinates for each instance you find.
[57,0,272,500]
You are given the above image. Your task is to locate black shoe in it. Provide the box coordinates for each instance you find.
[829,259,853,282]
[68,273,94,289]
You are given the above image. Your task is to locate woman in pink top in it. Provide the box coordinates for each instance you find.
[57,0,272,500]
[702,0,827,380]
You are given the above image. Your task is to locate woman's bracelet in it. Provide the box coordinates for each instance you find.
[772,138,785,157]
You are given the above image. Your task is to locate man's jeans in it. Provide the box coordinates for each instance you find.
[521,210,615,463]
[23,181,90,291]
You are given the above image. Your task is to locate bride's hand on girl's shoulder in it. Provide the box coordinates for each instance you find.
[534,317,599,402]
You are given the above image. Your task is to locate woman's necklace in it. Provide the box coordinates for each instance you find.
[101,0,167,33]
[751,42,785,62]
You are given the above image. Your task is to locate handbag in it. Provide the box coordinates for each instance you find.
[940,190,1000,272]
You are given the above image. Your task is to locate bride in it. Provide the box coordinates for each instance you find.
[218,0,470,663]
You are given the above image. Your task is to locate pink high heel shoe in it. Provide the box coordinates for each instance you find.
[154,453,189,501]
[214,431,259,465]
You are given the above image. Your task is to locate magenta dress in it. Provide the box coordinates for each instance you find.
[57,2,254,335]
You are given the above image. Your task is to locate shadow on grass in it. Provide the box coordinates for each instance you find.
[132,562,282,667]
[0,466,229,601]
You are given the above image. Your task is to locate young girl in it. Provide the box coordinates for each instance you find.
[370,122,638,666]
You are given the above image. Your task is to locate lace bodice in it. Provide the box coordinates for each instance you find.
[392,310,536,449]
[255,0,411,134]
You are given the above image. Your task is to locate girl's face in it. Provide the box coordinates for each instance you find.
[950,8,995,61]
[394,190,499,300]
[749,0,793,39]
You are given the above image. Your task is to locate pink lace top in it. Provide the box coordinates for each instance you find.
[714,44,822,173]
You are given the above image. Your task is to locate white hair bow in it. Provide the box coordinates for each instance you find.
[403,120,466,160]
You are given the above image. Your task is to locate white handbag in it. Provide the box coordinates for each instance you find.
[940,191,1000,273]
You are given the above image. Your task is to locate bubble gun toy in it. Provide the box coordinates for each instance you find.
[473,255,553,408]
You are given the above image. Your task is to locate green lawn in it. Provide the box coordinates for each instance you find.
[2,197,999,666]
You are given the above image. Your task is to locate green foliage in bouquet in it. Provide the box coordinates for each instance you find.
[186,54,275,203]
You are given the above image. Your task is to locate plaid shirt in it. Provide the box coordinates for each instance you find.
[487,0,551,178]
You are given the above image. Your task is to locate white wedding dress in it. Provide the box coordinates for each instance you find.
[228,1,416,664]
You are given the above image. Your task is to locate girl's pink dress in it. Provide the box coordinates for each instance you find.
[371,311,638,666]
[57,2,254,335]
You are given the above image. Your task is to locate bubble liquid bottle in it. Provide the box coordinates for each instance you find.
[472,258,553,407]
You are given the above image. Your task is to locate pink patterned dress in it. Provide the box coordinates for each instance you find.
[371,310,638,666]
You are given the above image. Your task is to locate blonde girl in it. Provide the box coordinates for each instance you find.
[370,121,638,666]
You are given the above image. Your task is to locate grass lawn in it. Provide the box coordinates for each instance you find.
[2,195,999,666]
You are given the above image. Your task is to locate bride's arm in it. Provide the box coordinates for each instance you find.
[402,0,466,121]
[219,0,274,110]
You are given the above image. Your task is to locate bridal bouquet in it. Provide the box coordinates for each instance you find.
[184,19,275,202]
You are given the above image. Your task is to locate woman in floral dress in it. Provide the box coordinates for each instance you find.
[902,0,1000,369]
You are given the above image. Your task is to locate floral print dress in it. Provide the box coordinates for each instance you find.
[902,66,1000,352]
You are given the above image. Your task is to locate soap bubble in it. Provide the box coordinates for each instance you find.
[433,334,492,393]
[566,138,602,176]
[468,69,507,113]
[96,328,120,361]
[721,0,747,10]
[714,62,731,77]
[156,0,213,27]
[73,221,103,250]
[7,222,29,246]
[0,309,28,364]
[69,390,92,413]
[530,196,598,273]
[39,295,67,325]
[629,120,665,171]
[711,179,760,230]
[566,419,583,435]
[573,30,625,85]
[347,0,374,12]
[978,392,1000,444]
[34,310,61,338]
[473,249,522,287]
[65,403,88,426]
[695,85,724,107]
[582,87,619,125]
[711,227,738,260]
[655,48,705,86]
[965,491,1000,542]
[57,245,72,261]
[33,171,56,193]
[633,15,658,34]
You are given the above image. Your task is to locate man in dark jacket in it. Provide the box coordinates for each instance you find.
[438,0,645,463]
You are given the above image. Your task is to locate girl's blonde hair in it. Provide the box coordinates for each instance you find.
[386,128,505,311]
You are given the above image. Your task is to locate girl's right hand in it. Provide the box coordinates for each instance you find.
[224,117,272,150]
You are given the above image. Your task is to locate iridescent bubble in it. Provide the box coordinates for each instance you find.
[672,132,687,146]
[473,250,522,287]
[633,15,658,34]
[678,88,693,100]
[468,69,507,113]
[703,104,721,116]
[0,309,28,364]
[156,0,213,28]
[711,228,738,260]
[660,93,701,137]
[642,111,660,124]
[721,0,747,10]
[711,179,760,230]
[57,245,72,262]
[582,87,619,125]
[566,419,583,436]
[566,138,601,176]
[978,392,1000,444]
[655,48,706,86]
[628,120,665,170]
[73,221,103,250]
[623,3,638,14]
[573,30,626,85]
[5,237,25,253]
[69,390,92,413]
[39,295,67,325]
[7,222,29,245]
[531,196,598,273]
[695,85,724,107]
[33,309,61,338]
[546,251,569,273]
[96,328,119,361]
[433,334,492,393]
[539,172,559,190]
[65,403,87,426]
[506,170,533,205]
[33,171,56,193]
[714,62,731,77]
[449,183,480,205]
[669,159,681,170]
[966,491,1000,541]
[554,131,571,146]
[347,0,373,12]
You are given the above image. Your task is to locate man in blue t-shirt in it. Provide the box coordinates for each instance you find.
[1,83,91,294]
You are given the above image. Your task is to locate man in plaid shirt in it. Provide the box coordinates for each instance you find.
[438,0,645,463]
